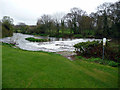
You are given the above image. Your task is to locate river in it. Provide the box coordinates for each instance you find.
[1,33,102,60]
[0,33,101,52]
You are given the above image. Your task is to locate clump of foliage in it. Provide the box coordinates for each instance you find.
[77,56,119,67]
[74,40,101,57]
[74,40,120,63]
[2,16,13,38]
[25,37,49,42]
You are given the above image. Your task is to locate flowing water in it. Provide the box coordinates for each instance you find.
[0,33,101,60]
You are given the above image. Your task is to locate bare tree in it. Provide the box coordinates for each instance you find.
[37,14,56,34]
[64,7,87,34]
[37,14,52,25]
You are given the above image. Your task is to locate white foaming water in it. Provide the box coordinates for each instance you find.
[0,33,101,52]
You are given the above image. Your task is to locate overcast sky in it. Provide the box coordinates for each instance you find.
[0,0,118,25]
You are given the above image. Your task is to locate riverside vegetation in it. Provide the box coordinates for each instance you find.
[74,40,120,67]
[25,37,49,42]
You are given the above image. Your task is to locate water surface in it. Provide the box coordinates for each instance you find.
[0,33,101,52]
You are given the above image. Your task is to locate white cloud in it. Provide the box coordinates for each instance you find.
[0,0,118,25]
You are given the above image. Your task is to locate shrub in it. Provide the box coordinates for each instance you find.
[77,56,119,67]
[74,40,120,63]
[108,61,118,67]
[74,41,101,57]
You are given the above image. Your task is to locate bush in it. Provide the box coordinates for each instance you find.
[74,41,101,57]
[25,37,49,42]
[74,40,120,63]
[108,61,118,67]
[77,56,119,67]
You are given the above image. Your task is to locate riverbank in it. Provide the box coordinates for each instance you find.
[2,44,118,88]
[24,32,96,39]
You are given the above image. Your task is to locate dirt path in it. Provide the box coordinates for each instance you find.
[56,51,76,61]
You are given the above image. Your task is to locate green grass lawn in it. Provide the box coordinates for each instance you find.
[2,44,118,88]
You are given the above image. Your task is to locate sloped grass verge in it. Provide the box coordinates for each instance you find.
[2,44,118,88]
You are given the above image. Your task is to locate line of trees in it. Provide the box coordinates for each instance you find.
[1,1,120,38]
[91,1,120,38]
[31,1,120,38]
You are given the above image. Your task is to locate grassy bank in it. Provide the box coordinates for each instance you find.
[25,37,49,42]
[2,44,118,88]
